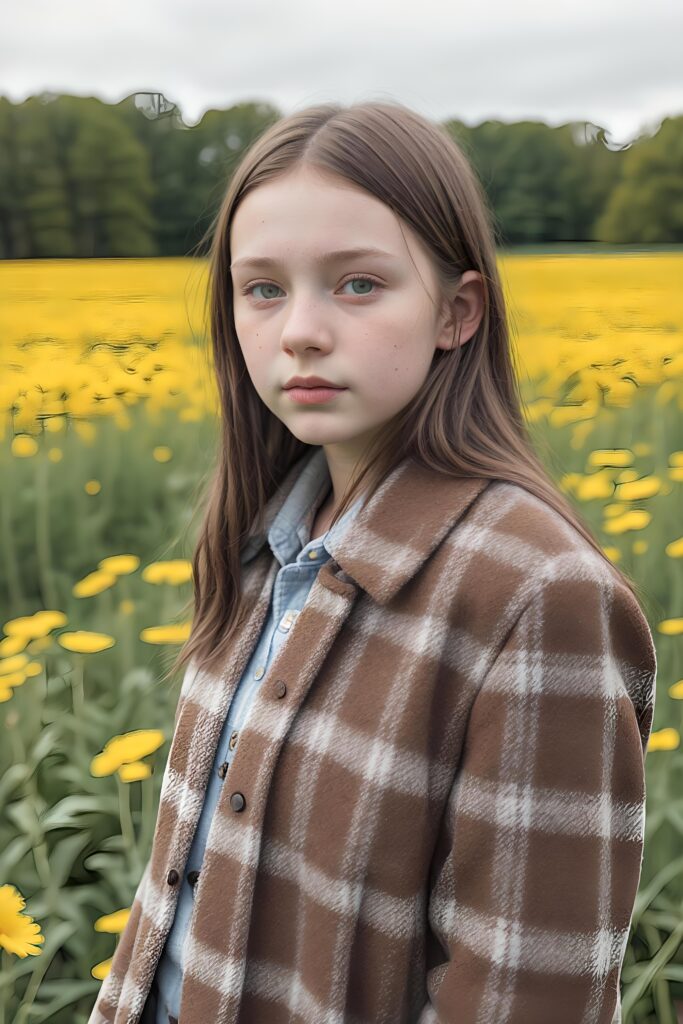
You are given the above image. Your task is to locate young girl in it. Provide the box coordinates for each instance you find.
[88,100,657,1024]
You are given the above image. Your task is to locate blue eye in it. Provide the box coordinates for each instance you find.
[249,282,283,301]
[342,276,378,295]
[241,274,384,303]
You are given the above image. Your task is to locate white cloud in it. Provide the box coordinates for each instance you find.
[1,0,681,144]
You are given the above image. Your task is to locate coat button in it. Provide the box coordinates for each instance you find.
[217,761,228,779]
[273,679,287,698]
[228,730,238,751]
[166,869,179,885]
[187,869,200,886]
[230,791,246,812]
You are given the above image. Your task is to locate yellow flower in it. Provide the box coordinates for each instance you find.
[3,610,66,640]
[85,480,101,495]
[118,761,152,782]
[91,956,112,980]
[586,449,633,469]
[99,555,140,576]
[153,446,172,462]
[57,631,115,654]
[140,622,192,645]
[142,560,193,585]
[575,471,614,501]
[665,537,683,558]
[603,510,651,534]
[90,729,165,777]
[33,610,68,633]
[72,570,117,598]
[0,670,28,689]
[0,884,45,957]
[614,476,662,501]
[11,435,39,458]
[658,618,683,636]
[0,654,29,676]
[668,680,683,699]
[94,908,131,934]
[0,635,27,657]
[647,728,680,752]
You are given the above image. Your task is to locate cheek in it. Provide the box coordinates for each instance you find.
[356,321,428,394]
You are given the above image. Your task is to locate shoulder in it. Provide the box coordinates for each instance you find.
[461,477,627,592]
[463,480,657,730]
[450,477,656,676]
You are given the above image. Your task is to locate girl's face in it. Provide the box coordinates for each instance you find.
[230,163,479,462]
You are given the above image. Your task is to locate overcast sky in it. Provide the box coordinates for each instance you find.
[2,0,681,146]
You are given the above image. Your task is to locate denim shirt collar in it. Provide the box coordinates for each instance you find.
[240,447,366,568]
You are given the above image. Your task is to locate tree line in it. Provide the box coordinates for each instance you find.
[1,91,681,259]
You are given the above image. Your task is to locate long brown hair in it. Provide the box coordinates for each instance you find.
[163,99,652,686]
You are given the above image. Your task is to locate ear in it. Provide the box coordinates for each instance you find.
[434,271,486,352]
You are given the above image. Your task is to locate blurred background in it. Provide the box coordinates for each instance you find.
[0,1,682,1021]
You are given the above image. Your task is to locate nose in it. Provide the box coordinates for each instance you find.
[280,305,335,356]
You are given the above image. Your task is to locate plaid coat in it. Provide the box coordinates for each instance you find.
[87,451,657,1024]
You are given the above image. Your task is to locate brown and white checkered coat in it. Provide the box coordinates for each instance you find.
[87,451,657,1024]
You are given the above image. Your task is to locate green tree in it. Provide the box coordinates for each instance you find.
[596,116,683,243]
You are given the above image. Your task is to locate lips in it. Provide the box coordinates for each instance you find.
[284,377,345,389]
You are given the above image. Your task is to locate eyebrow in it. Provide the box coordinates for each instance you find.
[230,247,397,271]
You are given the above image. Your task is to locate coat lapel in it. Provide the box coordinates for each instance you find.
[241,447,492,604]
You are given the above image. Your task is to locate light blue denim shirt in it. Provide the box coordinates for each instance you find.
[151,447,366,1024]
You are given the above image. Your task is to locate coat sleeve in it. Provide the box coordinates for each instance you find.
[417,570,657,1024]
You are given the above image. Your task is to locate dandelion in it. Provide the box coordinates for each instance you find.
[90,729,165,777]
[119,761,152,782]
[11,435,39,458]
[0,884,45,957]
[614,476,662,501]
[99,555,140,575]
[94,908,131,934]
[0,634,27,657]
[587,449,633,469]
[72,570,117,598]
[3,610,67,640]
[603,510,652,534]
[57,631,115,653]
[141,559,193,585]
[91,956,112,980]
[658,618,683,636]
[153,446,172,462]
[0,654,30,676]
[140,622,192,645]
[648,728,680,752]
[665,537,683,558]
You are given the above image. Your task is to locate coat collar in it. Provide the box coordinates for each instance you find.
[240,446,493,605]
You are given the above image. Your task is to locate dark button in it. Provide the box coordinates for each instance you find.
[217,761,228,779]
[169,1017,179,1024]
[273,679,287,698]
[166,869,179,885]
[230,791,246,812]
[228,730,238,751]
[187,869,200,886]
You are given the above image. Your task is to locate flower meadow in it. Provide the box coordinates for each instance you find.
[0,253,682,1023]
